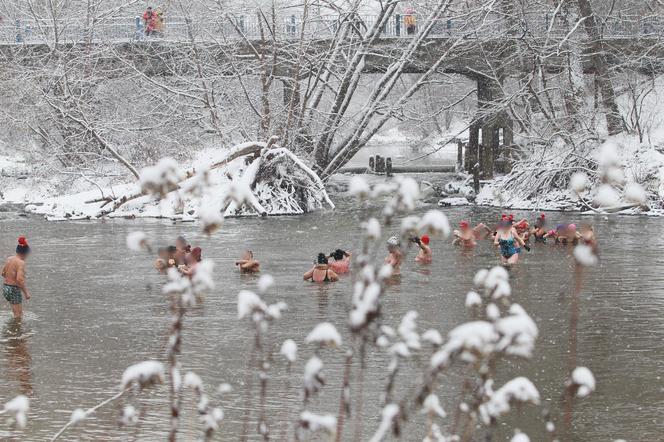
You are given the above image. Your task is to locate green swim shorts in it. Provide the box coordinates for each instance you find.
[3,284,22,305]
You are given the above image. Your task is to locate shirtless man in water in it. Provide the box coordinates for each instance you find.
[2,237,31,318]
[236,250,260,274]
[412,235,432,264]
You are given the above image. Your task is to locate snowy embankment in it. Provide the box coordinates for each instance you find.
[473,135,664,215]
[23,142,334,221]
[437,135,664,215]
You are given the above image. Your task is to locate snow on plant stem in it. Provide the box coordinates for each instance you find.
[571,367,596,398]
[305,322,342,347]
[3,395,29,429]
[120,360,164,390]
[280,339,298,363]
[126,231,149,252]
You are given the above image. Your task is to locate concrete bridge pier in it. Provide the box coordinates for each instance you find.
[465,76,513,179]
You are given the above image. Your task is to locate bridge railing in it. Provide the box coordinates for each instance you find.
[1,13,662,45]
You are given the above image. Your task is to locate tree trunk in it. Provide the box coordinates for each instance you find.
[576,0,625,136]
[465,123,480,173]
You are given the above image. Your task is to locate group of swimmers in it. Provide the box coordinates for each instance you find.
[154,236,203,277]
[303,236,432,283]
[155,237,261,277]
[152,213,597,285]
[453,213,597,265]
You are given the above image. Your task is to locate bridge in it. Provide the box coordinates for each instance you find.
[2,13,664,45]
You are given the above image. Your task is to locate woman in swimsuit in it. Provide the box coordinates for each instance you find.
[304,253,339,283]
[328,249,351,274]
[494,220,527,265]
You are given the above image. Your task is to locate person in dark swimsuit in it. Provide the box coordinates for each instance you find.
[303,253,339,283]
[494,220,527,265]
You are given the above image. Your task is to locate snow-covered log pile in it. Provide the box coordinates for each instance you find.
[472,135,664,215]
[26,140,334,221]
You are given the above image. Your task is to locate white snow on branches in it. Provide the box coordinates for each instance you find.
[257,274,275,294]
[511,430,531,442]
[422,394,446,418]
[237,290,267,320]
[349,176,371,198]
[280,339,298,363]
[305,322,342,347]
[418,210,451,238]
[624,182,647,205]
[192,259,215,296]
[398,311,420,350]
[571,366,596,398]
[593,184,620,207]
[183,372,203,390]
[570,172,588,193]
[573,244,598,266]
[431,321,498,368]
[126,231,149,252]
[139,157,184,195]
[421,329,443,346]
[3,395,29,429]
[70,408,86,425]
[120,405,138,426]
[303,356,324,397]
[299,411,337,434]
[465,291,482,308]
[479,377,540,424]
[495,304,539,358]
[362,218,382,240]
[121,360,164,390]
[369,403,400,442]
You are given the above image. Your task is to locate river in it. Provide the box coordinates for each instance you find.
[0,176,662,441]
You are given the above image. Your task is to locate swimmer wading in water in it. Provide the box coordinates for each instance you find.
[2,237,32,319]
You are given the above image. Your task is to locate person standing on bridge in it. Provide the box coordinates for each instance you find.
[405,7,416,35]
[143,7,157,36]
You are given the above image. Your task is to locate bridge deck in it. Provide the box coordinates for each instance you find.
[2,13,663,45]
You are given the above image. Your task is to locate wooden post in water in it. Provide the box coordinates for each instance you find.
[472,163,480,194]
[456,139,463,172]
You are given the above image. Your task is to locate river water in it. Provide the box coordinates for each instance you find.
[0,176,662,441]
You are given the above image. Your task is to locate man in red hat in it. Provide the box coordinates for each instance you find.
[2,237,31,318]
[413,234,432,264]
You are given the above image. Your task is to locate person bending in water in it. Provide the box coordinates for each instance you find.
[175,236,191,265]
[2,237,31,319]
[154,247,169,273]
[494,221,527,265]
[385,236,403,275]
[452,221,491,247]
[303,253,339,282]
[236,250,260,274]
[412,235,432,264]
[328,249,351,274]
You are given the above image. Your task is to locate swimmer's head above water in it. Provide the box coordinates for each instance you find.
[16,236,30,256]
[330,249,347,261]
[386,236,401,251]
[317,253,329,265]
[459,220,470,230]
